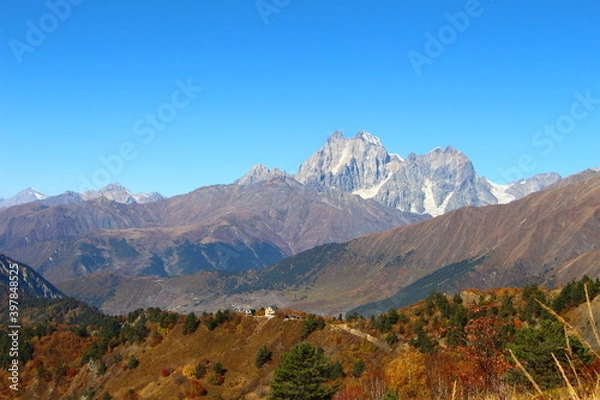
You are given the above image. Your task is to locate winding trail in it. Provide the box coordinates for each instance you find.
[330,324,392,353]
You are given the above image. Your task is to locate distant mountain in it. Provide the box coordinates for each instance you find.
[235,164,291,185]
[294,131,561,216]
[0,184,165,210]
[0,254,64,301]
[58,173,600,316]
[0,188,46,209]
[0,177,424,283]
[81,183,165,204]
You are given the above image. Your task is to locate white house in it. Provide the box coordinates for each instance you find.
[265,306,277,318]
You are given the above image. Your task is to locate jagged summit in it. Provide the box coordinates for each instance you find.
[82,183,164,204]
[293,130,561,216]
[354,130,383,146]
[235,164,291,185]
[327,130,344,142]
[295,130,397,193]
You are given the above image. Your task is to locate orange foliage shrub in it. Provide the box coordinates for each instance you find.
[456,314,514,396]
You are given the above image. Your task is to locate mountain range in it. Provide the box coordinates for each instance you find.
[0,183,165,210]
[293,131,560,216]
[0,177,424,283]
[1,130,585,316]
[55,169,600,315]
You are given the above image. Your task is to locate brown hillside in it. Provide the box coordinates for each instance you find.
[292,175,600,314]
[0,178,423,283]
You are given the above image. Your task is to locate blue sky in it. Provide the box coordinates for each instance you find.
[1,0,598,198]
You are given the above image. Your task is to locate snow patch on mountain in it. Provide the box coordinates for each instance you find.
[487,180,516,204]
[352,174,394,199]
[0,188,47,209]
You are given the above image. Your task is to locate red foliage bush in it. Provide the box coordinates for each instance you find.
[188,380,207,396]
[333,384,366,400]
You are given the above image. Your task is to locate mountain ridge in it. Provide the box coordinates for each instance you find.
[57,172,600,316]
[4,131,561,217]
[0,183,165,210]
[0,177,424,283]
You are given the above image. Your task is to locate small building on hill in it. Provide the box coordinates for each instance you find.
[265,306,278,318]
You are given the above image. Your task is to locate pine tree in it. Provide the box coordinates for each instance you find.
[255,346,272,368]
[182,312,199,334]
[269,342,338,400]
[127,355,139,370]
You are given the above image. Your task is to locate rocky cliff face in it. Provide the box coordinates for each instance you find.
[296,131,402,193]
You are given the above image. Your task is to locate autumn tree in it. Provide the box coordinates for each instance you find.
[385,347,431,399]
[457,314,514,397]
[269,342,338,400]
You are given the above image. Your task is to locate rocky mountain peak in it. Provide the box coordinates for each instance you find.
[327,130,344,142]
[82,183,165,204]
[292,131,561,217]
[0,187,46,209]
[295,131,394,192]
[354,130,383,146]
[236,164,290,185]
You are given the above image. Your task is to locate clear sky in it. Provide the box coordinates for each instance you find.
[1,0,598,198]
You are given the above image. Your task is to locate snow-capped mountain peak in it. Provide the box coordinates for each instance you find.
[292,130,561,216]
[0,188,47,209]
